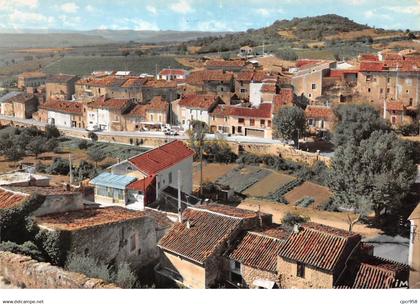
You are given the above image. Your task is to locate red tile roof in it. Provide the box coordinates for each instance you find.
[359,61,385,72]
[196,203,262,219]
[0,187,28,209]
[211,103,272,119]
[305,105,334,120]
[120,78,148,88]
[47,74,78,83]
[236,71,255,82]
[159,69,187,76]
[359,54,379,61]
[272,88,294,113]
[228,226,289,272]
[129,140,194,175]
[143,79,177,88]
[127,96,168,118]
[127,175,156,192]
[19,71,46,78]
[296,59,323,68]
[278,223,361,272]
[386,102,404,111]
[261,83,277,93]
[36,206,147,231]
[252,71,275,82]
[178,94,222,110]
[77,76,127,87]
[352,257,408,289]
[40,100,83,115]
[158,207,243,264]
[88,97,131,112]
[329,69,359,77]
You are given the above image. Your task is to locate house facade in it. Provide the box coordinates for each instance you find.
[408,203,420,288]
[36,100,85,128]
[0,92,38,119]
[158,69,189,81]
[173,94,224,129]
[91,140,194,209]
[305,105,334,135]
[86,97,133,131]
[17,71,47,89]
[125,96,169,131]
[46,74,79,100]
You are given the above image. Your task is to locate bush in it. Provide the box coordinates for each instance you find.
[115,263,137,288]
[46,157,70,175]
[45,124,60,138]
[74,160,97,181]
[282,212,309,227]
[0,241,45,261]
[204,141,237,163]
[88,131,98,142]
[66,254,112,282]
[78,140,90,150]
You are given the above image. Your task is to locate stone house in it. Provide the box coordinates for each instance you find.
[46,74,79,100]
[17,71,47,89]
[125,96,169,131]
[225,225,289,288]
[408,203,420,288]
[86,97,133,131]
[186,70,235,103]
[35,206,167,271]
[158,69,189,81]
[277,223,409,289]
[235,71,273,101]
[91,140,194,209]
[173,94,224,129]
[206,60,246,72]
[356,53,419,109]
[156,204,271,288]
[305,105,335,136]
[36,99,85,128]
[141,80,179,103]
[0,92,38,119]
[384,101,413,127]
[291,61,336,101]
[209,103,273,138]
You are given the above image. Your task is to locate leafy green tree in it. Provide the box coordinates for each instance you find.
[329,131,417,221]
[88,131,98,142]
[273,106,306,146]
[26,136,47,158]
[46,157,70,175]
[333,104,389,146]
[87,148,106,168]
[4,146,25,164]
[187,120,208,195]
[282,212,309,228]
[45,124,60,138]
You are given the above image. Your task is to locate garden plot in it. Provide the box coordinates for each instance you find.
[243,171,296,197]
[283,181,332,209]
[193,162,239,188]
[216,166,271,193]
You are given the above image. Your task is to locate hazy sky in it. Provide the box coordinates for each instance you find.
[0,0,419,32]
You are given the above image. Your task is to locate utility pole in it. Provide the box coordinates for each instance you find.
[69,154,73,185]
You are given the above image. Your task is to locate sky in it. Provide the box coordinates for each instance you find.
[0,0,419,32]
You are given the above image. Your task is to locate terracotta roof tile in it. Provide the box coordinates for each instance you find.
[129,140,194,175]
[278,223,361,272]
[195,203,262,219]
[386,102,404,111]
[88,97,131,112]
[272,88,294,113]
[143,79,177,88]
[19,71,46,78]
[120,78,148,88]
[236,71,255,81]
[4,186,78,196]
[158,207,243,263]
[178,94,222,110]
[35,206,147,231]
[305,105,334,120]
[261,83,277,93]
[211,103,272,119]
[77,76,127,87]
[0,187,28,209]
[40,100,83,115]
[127,96,168,118]
[159,69,188,76]
[359,61,385,72]
[227,226,289,272]
[359,54,379,61]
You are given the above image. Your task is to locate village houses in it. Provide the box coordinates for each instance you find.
[408,203,420,288]
[90,140,194,209]
[46,74,79,100]
[17,71,47,90]
[305,105,335,136]
[125,96,169,131]
[0,91,38,119]
[34,99,85,128]
[157,69,189,81]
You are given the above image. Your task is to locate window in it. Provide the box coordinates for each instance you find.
[380,88,383,94]
[308,118,314,126]
[297,263,305,278]
[387,88,390,93]
[260,119,265,127]
[268,120,271,128]
[233,261,241,271]
[220,87,224,92]
[387,77,390,83]
[238,126,242,133]
[212,116,215,121]
[311,83,316,90]
[240,89,246,93]
[308,93,312,98]
[129,234,137,253]
[367,88,371,93]
[366,74,372,81]
[250,119,255,126]
[169,172,172,184]
[238,118,244,124]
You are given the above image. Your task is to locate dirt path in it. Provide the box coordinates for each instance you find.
[238,198,382,238]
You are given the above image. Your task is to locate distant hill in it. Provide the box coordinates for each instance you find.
[84,30,229,43]
[0,29,229,49]
[0,33,111,48]
[189,14,407,53]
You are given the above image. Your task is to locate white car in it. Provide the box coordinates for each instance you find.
[86,125,100,132]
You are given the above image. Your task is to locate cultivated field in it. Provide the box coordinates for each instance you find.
[238,198,382,238]
[43,55,189,75]
[243,171,296,197]
[284,181,332,209]
[192,162,238,189]
[216,166,271,193]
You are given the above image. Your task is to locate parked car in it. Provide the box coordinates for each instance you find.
[86,125,100,132]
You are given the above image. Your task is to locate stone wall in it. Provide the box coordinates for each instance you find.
[241,264,279,288]
[0,251,117,288]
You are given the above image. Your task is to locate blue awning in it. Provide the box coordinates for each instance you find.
[90,172,136,190]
